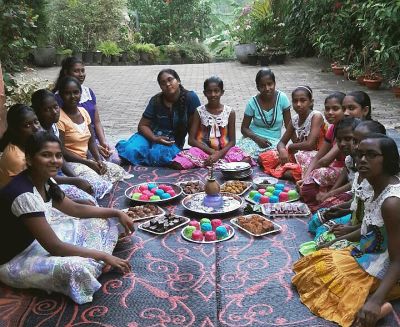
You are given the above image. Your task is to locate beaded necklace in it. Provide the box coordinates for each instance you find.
[253,91,280,128]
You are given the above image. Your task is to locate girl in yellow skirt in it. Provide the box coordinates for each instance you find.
[292,134,400,327]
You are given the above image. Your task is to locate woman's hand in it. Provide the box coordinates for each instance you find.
[204,152,220,166]
[98,143,111,158]
[278,148,289,164]
[102,254,131,274]
[96,160,107,175]
[324,207,346,220]
[254,136,271,149]
[118,211,135,235]
[354,299,382,327]
[331,224,354,237]
[154,136,175,146]
[73,177,94,194]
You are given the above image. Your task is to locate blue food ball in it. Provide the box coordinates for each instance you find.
[273,190,282,196]
[148,183,157,190]
[269,195,279,203]
[201,222,212,233]
[275,183,285,190]
[215,226,228,239]
[253,193,262,203]
[161,193,171,199]
[155,189,165,196]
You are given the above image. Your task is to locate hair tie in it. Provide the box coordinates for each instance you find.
[296,85,313,95]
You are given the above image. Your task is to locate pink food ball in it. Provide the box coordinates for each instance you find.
[260,196,269,204]
[150,188,158,193]
[204,231,217,241]
[258,188,266,195]
[139,194,149,200]
[167,190,176,196]
[279,192,289,202]
[211,219,222,230]
[189,220,200,230]
[158,184,168,190]
[139,185,148,192]
[191,230,204,241]
[143,190,152,196]
[283,187,290,193]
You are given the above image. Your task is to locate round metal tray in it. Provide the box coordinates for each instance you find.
[125,182,182,204]
[181,192,243,215]
[181,224,235,243]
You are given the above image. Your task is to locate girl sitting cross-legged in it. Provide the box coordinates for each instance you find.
[259,86,326,181]
[172,76,254,169]
[0,131,134,304]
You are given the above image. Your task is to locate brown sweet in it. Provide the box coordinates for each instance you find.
[220,181,248,194]
[127,204,161,220]
[181,181,204,194]
[237,215,274,235]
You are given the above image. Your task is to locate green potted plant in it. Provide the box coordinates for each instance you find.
[389,73,400,98]
[97,41,122,65]
[56,48,73,66]
[257,46,271,66]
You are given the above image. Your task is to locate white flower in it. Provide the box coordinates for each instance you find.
[245,25,251,30]
[277,23,285,27]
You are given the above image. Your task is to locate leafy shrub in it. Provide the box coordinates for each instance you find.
[129,43,160,63]
[177,43,212,63]
[97,41,122,57]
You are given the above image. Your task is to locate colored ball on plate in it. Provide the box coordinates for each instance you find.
[260,195,269,204]
[165,186,173,192]
[189,220,200,230]
[253,193,261,203]
[139,185,148,192]
[279,192,289,202]
[283,186,290,192]
[201,222,212,233]
[150,195,161,201]
[288,189,299,200]
[269,195,279,203]
[139,194,149,200]
[258,188,266,195]
[200,218,211,225]
[273,190,282,196]
[183,226,196,239]
[275,183,285,190]
[161,193,171,199]
[148,183,157,190]
[143,190,153,196]
[266,186,275,193]
[150,188,157,194]
[204,231,217,241]
[265,192,272,197]
[211,219,222,230]
[131,192,141,200]
[249,190,258,198]
[215,226,229,240]
[191,230,204,241]
[167,190,176,197]
[155,189,165,196]
[158,184,168,191]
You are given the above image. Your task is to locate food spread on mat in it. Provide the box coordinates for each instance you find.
[236,215,274,235]
[220,181,249,194]
[180,181,204,194]
[126,204,162,220]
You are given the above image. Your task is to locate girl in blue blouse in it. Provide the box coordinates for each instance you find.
[237,69,291,159]
[116,69,201,166]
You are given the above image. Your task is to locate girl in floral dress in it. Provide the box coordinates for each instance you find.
[172,76,253,169]
[259,86,326,181]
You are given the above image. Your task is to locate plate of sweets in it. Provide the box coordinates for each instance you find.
[261,202,311,218]
[220,180,253,196]
[138,213,189,235]
[177,180,205,196]
[230,214,282,237]
[181,218,235,243]
[125,182,182,203]
[182,192,243,215]
[123,204,165,221]
[252,176,279,188]
[245,183,300,204]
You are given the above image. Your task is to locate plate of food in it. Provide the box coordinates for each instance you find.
[177,180,205,196]
[181,192,243,215]
[122,204,165,222]
[230,214,282,237]
[220,162,251,172]
[261,202,311,218]
[181,218,235,243]
[252,176,279,187]
[220,180,253,196]
[125,182,182,203]
[245,184,300,204]
[138,213,190,235]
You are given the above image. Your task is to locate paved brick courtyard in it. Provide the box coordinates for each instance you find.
[33,57,400,145]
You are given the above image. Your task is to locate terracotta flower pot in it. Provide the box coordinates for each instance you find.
[332,66,344,75]
[363,78,383,90]
[357,75,366,85]
[392,86,400,98]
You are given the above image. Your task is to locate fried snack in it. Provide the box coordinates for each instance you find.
[127,204,161,220]
[181,181,204,194]
[221,181,248,194]
[237,215,274,235]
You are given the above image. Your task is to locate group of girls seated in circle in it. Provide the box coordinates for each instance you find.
[1,57,400,327]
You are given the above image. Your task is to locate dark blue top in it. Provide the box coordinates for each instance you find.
[142,90,201,148]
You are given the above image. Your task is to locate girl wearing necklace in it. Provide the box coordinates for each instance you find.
[237,69,291,160]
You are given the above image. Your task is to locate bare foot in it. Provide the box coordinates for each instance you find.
[378,302,393,320]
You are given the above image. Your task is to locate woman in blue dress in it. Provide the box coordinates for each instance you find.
[116,69,201,166]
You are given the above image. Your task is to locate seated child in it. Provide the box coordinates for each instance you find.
[259,86,325,181]
[172,76,254,169]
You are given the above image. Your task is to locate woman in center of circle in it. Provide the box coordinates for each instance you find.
[116,69,201,167]
[237,69,291,159]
